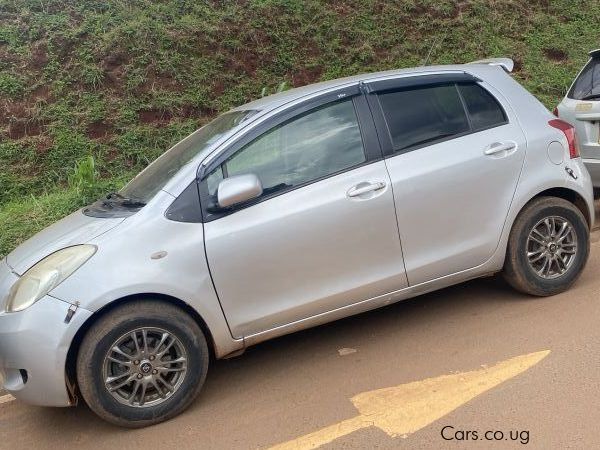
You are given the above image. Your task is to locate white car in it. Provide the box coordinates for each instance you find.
[556,49,600,187]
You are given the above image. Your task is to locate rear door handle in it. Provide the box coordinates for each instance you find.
[484,141,517,156]
[347,181,386,198]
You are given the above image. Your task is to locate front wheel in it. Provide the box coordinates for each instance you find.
[76,300,209,427]
[503,196,590,296]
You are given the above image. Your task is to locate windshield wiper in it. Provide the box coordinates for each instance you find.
[103,192,146,208]
[580,93,600,101]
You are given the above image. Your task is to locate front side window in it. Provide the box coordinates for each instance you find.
[378,84,470,152]
[207,99,366,199]
[457,83,507,130]
[568,58,600,100]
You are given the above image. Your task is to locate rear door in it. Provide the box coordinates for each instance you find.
[559,56,600,182]
[365,73,527,285]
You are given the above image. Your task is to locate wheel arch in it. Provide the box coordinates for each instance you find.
[490,186,591,273]
[529,187,591,228]
[65,293,217,397]
[501,187,591,296]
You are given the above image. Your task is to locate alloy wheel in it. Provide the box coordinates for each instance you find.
[526,215,577,279]
[102,327,188,408]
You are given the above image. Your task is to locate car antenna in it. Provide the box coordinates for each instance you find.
[422,31,446,66]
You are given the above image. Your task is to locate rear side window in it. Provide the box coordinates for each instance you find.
[378,84,470,152]
[457,83,507,130]
[568,58,600,100]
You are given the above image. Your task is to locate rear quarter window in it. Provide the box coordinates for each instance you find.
[457,83,507,130]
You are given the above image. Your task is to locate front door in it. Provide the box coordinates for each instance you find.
[201,94,407,338]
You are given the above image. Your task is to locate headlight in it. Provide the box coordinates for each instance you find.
[6,245,96,313]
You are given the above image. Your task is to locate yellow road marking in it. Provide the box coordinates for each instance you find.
[0,394,15,405]
[269,350,550,450]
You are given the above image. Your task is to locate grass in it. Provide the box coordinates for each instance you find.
[1,0,600,258]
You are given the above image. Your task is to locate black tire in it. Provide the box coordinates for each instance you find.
[76,300,209,427]
[503,196,589,296]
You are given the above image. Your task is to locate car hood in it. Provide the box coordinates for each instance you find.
[6,209,125,275]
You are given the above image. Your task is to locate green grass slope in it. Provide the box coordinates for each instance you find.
[1,0,599,257]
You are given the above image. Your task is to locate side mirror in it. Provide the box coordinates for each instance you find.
[217,173,263,208]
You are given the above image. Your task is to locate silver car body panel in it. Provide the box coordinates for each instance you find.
[243,148,593,348]
[557,53,600,186]
[6,210,124,275]
[0,258,92,406]
[247,68,593,345]
[558,95,600,186]
[0,259,19,317]
[49,191,244,358]
[0,61,594,406]
[379,78,527,285]
[204,160,408,338]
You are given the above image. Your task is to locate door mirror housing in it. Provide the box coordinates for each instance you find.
[217,174,263,208]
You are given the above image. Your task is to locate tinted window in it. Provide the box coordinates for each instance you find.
[378,84,470,151]
[458,83,507,130]
[207,99,366,199]
[568,58,600,100]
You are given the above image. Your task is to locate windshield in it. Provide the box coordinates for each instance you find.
[121,110,258,203]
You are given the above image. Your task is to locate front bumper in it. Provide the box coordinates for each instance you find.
[0,263,92,406]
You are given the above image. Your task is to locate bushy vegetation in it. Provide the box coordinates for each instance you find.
[1,0,599,257]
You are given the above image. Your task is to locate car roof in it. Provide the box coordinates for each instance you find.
[589,49,600,59]
[233,63,498,113]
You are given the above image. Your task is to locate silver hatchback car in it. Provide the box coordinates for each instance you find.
[556,49,600,187]
[0,58,594,427]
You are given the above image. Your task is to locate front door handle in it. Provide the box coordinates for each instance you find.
[347,181,386,198]
[484,141,518,156]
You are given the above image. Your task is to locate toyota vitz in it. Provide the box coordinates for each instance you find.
[0,58,593,427]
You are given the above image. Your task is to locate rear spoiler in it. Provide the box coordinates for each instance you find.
[468,58,514,73]
[589,49,600,59]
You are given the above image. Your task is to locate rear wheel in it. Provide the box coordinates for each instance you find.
[76,300,209,427]
[503,197,589,296]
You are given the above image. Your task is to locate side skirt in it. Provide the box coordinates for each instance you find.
[243,265,501,348]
